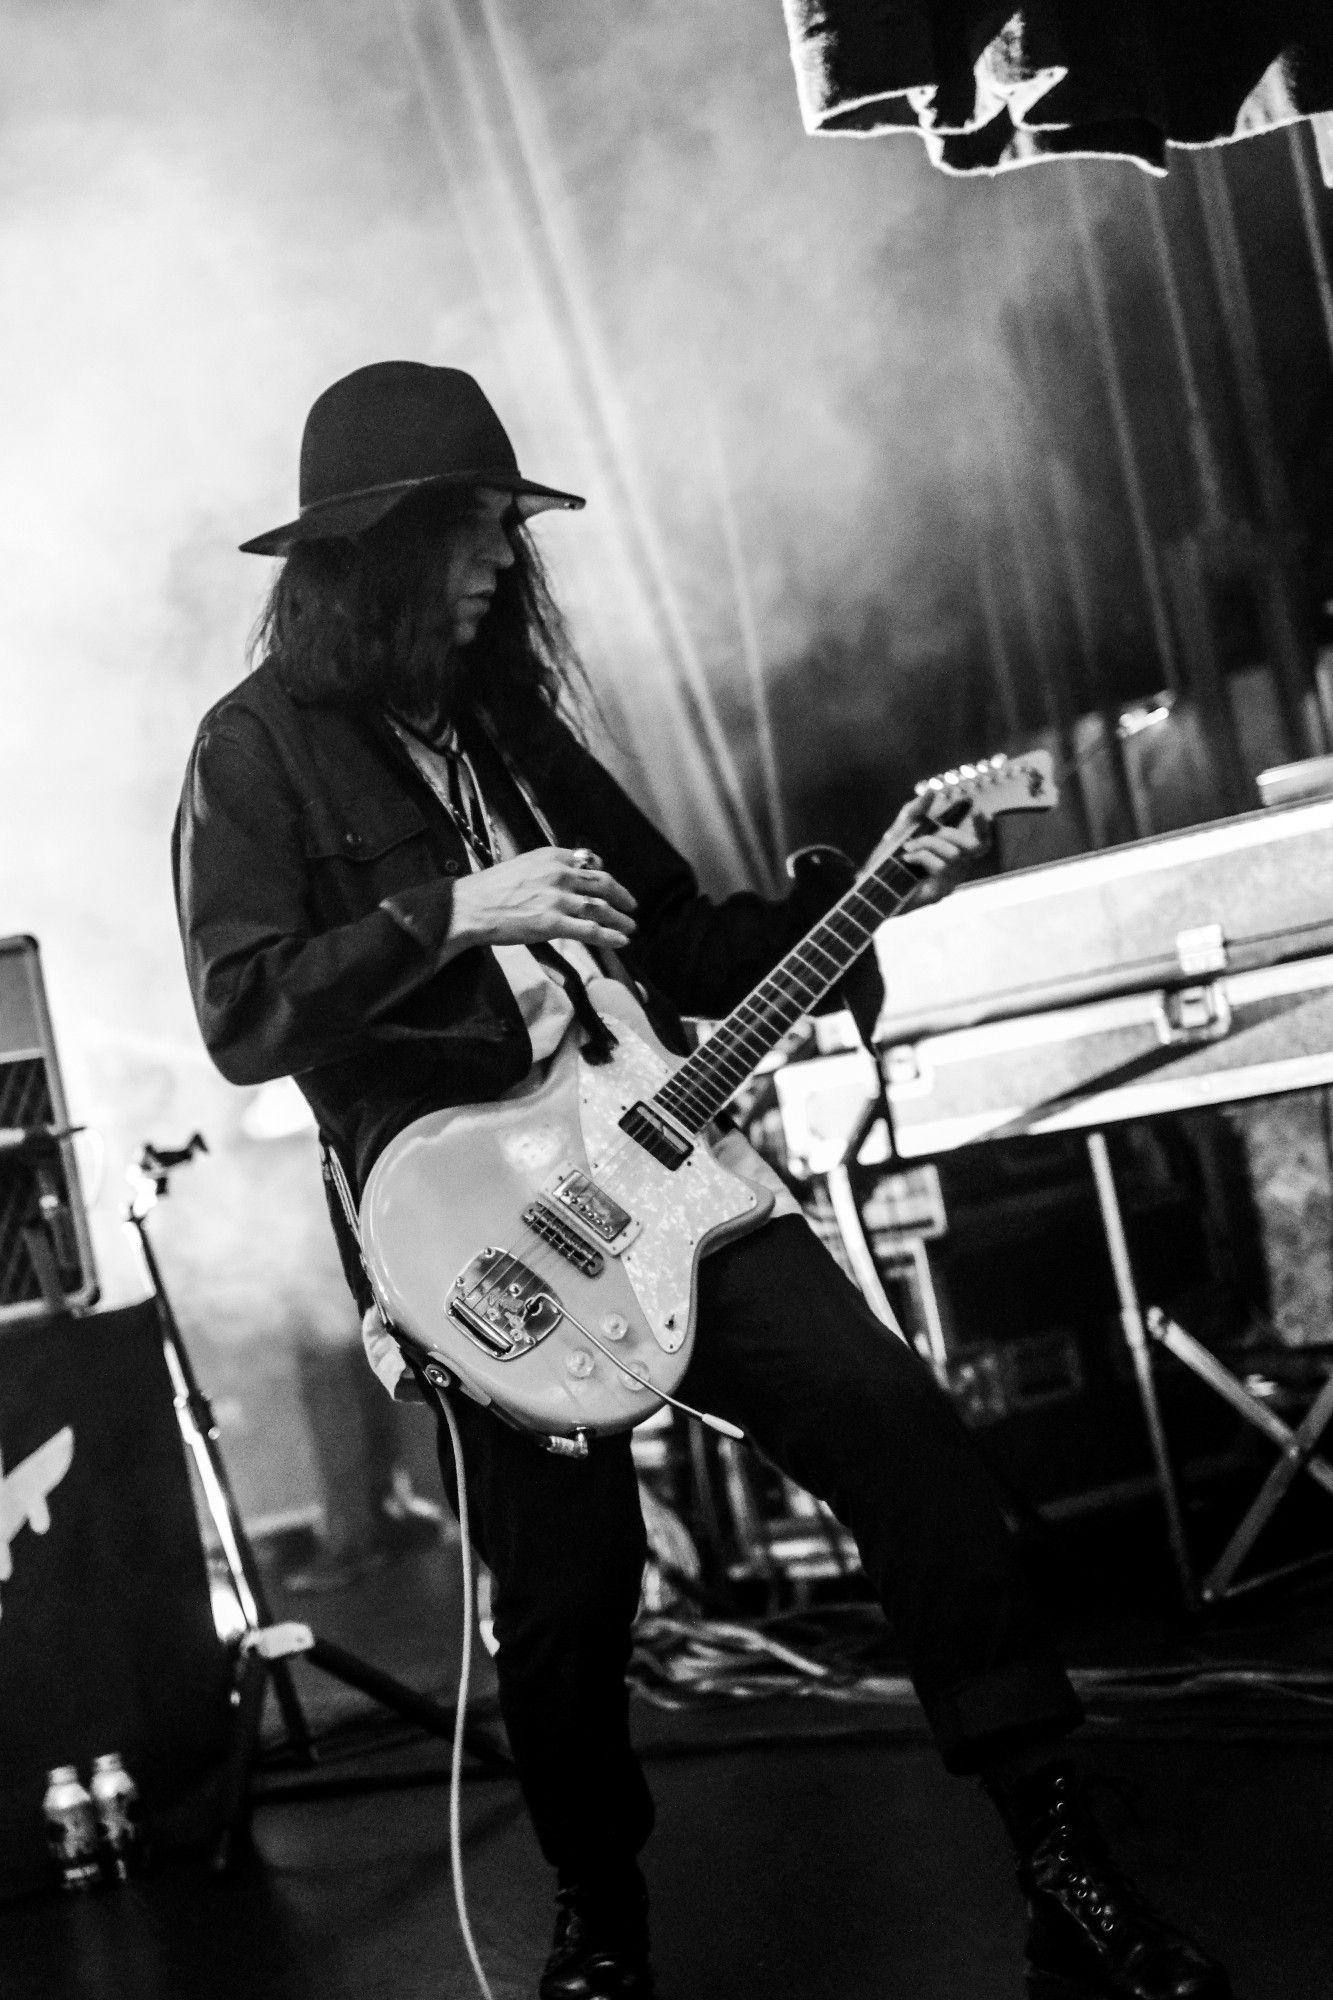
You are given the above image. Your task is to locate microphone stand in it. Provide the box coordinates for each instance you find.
[125,1137,510,1871]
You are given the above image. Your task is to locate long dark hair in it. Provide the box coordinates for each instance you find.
[249,486,585,753]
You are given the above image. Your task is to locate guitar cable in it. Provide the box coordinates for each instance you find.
[433,1379,499,2000]
[324,1142,498,2000]
[326,1141,742,1994]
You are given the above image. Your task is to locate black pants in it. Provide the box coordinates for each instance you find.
[432,1216,1081,1879]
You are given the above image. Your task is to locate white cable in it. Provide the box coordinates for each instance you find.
[438,1387,498,2000]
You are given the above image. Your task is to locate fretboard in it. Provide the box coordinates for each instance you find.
[653,847,925,1135]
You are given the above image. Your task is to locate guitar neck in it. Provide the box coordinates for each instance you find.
[652,846,924,1136]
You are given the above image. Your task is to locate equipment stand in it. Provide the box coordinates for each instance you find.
[126,1139,510,1872]
[1147,1307,1333,1602]
[1085,1131,1200,1611]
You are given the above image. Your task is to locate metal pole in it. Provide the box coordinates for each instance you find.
[126,1205,316,1761]
[1085,1131,1198,1609]
[825,1165,910,1344]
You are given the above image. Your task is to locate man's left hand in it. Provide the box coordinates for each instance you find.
[862,796,991,904]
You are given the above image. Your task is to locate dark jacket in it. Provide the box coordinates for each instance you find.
[173,659,878,1192]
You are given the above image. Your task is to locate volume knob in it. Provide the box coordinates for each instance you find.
[601,1314,628,1341]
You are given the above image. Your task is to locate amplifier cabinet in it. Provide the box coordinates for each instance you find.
[0,937,97,1324]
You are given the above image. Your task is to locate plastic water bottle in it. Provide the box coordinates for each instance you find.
[42,1767,101,1892]
[89,1752,145,1882]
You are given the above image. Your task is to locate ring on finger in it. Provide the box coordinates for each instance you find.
[571,846,598,870]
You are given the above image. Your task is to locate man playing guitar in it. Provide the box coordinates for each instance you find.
[174,362,1229,2000]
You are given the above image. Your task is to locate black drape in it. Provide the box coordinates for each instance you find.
[783,2,1333,177]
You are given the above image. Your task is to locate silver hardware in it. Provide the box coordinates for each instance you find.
[448,1249,562,1360]
[1157,984,1232,1044]
[545,1162,641,1252]
[883,1044,932,1098]
[523,1200,605,1275]
[1175,923,1227,976]
[542,1428,589,1459]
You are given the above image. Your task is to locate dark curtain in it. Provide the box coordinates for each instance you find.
[782,2,1333,177]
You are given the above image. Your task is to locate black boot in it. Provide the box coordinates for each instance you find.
[538,1866,654,2000]
[988,1761,1233,2000]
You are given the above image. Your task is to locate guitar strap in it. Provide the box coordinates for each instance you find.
[388,714,619,1067]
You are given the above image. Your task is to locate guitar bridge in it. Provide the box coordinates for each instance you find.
[523,1201,605,1276]
[448,1250,563,1361]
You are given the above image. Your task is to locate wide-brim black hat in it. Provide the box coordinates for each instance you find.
[240,361,585,557]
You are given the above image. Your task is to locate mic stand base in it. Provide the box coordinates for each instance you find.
[123,1194,511,1877]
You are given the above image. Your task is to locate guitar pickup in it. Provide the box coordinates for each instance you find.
[544,1164,641,1255]
[619,1101,693,1170]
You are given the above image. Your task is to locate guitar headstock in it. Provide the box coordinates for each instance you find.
[914,749,1058,823]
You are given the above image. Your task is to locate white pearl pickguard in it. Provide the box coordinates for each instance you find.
[577,987,769,1355]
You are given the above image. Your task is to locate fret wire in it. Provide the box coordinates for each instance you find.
[853,870,913,910]
[699,1040,762,1084]
[835,889,887,931]
[722,972,818,1036]
[656,857,931,1128]
[663,951,851,1118]
[824,894,878,932]
[789,939,842,980]
[712,1021,779,1066]
[766,955,830,999]
[685,1034,753,1080]
[876,858,922,899]
[730,979,817,1031]
[818,910,873,952]
[855,876,905,918]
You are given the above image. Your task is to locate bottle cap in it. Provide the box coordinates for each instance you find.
[46,1766,79,1785]
[91,1753,122,1771]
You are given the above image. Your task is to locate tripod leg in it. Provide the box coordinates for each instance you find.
[266,1655,316,1767]
[1087,1131,1199,1610]
[213,1647,269,1873]
[303,1636,511,1769]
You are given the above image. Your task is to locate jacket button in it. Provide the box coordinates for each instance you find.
[444,859,460,876]
[342,830,363,852]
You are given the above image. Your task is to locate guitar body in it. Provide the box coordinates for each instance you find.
[360,981,773,1441]
[359,750,1058,1445]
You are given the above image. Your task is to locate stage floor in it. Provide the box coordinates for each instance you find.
[4,1507,1332,2000]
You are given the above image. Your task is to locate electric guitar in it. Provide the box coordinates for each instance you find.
[360,753,1057,1451]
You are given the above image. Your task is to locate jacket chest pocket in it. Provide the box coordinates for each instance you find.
[302,793,434,905]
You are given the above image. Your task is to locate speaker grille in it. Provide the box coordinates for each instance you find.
[0,1059,58,1309]
[0,936,97,1322]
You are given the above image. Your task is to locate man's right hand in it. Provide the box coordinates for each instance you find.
[447,847,638,953]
